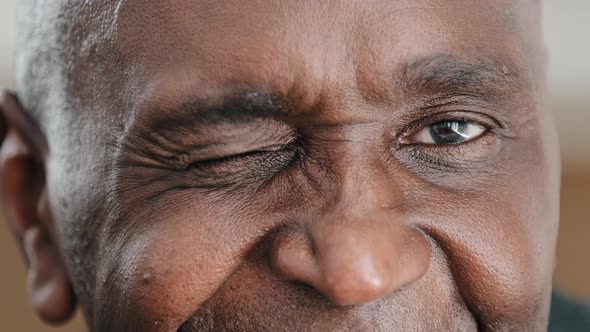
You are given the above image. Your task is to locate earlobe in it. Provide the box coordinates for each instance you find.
[0,90,76,324]
[24,225,76,323]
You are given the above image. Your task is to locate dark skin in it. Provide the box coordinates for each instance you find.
[0,0,560,331]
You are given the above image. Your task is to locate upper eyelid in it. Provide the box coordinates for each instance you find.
[187,143,295,167]
[123,114,298,167]
[395,111,499,143]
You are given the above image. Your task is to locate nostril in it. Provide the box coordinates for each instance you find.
[290,280,314,291]
[290,280,319,294]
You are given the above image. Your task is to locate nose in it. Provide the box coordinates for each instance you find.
[270,210,430,306]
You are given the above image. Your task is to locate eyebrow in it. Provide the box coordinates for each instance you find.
[396,54,527,102]
[146,90,286,133]
[143,54,527,132]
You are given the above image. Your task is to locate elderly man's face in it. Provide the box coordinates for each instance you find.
[1,0,560,331]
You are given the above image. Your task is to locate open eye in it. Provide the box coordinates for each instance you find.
[412,120,486,144]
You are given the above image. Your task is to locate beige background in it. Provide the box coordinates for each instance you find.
[1,1,589,330]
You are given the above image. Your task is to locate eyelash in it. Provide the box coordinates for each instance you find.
[184,144,299,188]
[397,111,506,146]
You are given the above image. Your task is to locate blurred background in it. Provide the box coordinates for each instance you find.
[0,1,588,330]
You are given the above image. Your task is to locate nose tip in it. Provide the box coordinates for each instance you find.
[270,222,430,306]
[319,251,395,306]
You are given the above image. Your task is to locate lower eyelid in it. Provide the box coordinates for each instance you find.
[395,131,500,164]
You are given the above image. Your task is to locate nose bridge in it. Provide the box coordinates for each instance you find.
[329,136,398,211]
[313,130,407,288]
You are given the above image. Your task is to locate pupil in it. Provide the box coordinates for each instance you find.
[429,121,468,144]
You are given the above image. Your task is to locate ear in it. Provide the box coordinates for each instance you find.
[0,90,76,324]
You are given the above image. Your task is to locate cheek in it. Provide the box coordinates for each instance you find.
[419,210,515,328]
[417,179,556,328]
[108,199,269,330]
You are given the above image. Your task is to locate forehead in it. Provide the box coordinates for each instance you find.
[60,0,541,119]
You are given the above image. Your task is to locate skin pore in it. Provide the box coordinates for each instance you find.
[0,0,560,331]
